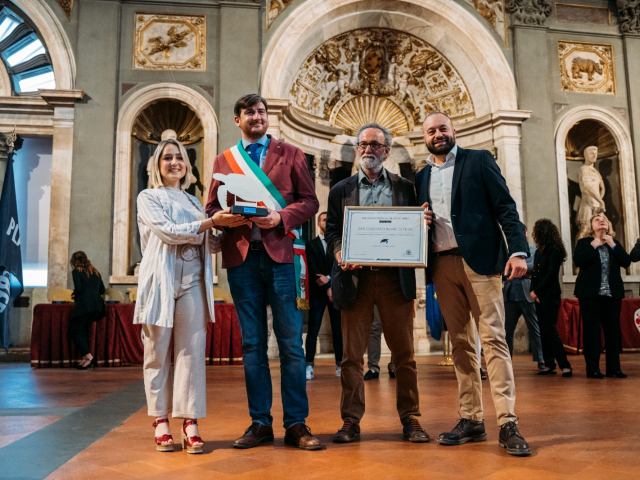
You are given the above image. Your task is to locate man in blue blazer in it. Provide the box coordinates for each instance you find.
[415,112,531,456]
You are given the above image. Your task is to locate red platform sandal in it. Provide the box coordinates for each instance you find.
[153,418,174,452]
[182,419,204,454]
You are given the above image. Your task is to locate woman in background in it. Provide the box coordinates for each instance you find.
[135,138,238,453]
[69,251,105,370]
[530,219,572,377]
[573,213,631,379]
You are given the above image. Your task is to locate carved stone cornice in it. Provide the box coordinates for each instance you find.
[56,0,72,21]
[505,0,552,25]
[616,1,640,34]
[39,89,85,108]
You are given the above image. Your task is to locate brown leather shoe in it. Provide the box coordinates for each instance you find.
[332,419,360,443]
[233,423,274,449]
[284,423,322,450]
[402,418,430,443]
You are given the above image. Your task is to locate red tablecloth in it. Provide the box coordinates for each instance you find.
[30,303,243,368]
[558,298,640,354]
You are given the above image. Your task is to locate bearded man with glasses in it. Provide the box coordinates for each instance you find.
[325,123,432,444]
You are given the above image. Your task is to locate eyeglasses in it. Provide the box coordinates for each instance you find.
[356,142,387,151]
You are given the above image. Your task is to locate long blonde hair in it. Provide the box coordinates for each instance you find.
[147,138,192,190]
[587,212,615,238]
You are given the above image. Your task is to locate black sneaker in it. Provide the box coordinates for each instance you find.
[499,421,531,456]
[437,418,486,445]
[363,370,379,380]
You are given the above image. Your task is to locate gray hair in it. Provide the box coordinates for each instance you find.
[356,123,392,148]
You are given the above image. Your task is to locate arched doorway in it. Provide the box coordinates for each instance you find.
[555,106,640,279]
[111,83,219,283]
[260,0,529,214]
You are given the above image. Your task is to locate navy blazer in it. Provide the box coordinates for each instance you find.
[325,169,417,310]
[415,147,528,278]
[530,245,564,301]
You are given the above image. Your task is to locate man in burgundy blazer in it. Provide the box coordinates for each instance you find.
[205,94,320,451]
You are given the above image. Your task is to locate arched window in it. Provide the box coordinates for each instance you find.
[0,3,55,93]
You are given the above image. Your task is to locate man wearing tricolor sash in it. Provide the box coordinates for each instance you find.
[205,94,321,450]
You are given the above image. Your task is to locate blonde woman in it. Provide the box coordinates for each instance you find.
[135,138,242,453]
[573,213,631,379]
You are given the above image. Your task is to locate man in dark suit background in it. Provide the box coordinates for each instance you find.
[503,224,544,371]
[325,123,429,444]
[415,112,531,456]
[305,211,343,379]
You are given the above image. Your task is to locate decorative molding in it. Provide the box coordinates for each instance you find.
[55,0,72,21]
[617,1,640,34]
[133,13,206,71]
[266,0,294,30]
[289,28,475,136]
[505,0,552,25]
[558,40,616,95]
[465,0,508,45]
[555,3,610,26]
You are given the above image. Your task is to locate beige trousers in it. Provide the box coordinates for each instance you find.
[432,255,517,426]
[143,249,207,419]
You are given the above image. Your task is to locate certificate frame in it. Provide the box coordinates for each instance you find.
[341,206,428,268]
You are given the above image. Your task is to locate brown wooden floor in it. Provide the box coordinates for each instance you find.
[2,354,640,479]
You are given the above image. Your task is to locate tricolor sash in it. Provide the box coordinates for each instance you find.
[221,140,310,310]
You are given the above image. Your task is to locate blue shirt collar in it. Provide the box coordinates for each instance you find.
[241,134,269,150]
[426,144,458,168]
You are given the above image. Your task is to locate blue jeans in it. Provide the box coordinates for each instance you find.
[227,249,308,428]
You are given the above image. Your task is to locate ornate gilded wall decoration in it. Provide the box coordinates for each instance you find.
[289,28,475,136]
[56,0,73,21]
[134,13,206,71]
[505,0,552,25]
[267,0,294,30]
[464,0,508,45]
[616,0,640,34]
[558,41,616,95]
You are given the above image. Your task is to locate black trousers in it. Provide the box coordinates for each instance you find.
[305,295,343,366]
[69,311,102,357]
[535,295,571,370]
[578,296,622,375]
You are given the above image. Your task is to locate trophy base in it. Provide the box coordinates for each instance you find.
[231,205,268,217]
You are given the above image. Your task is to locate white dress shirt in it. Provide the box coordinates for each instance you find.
[427,145,459,252]
[427,145,525,258]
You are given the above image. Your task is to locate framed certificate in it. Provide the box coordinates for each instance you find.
[341,207,427,267]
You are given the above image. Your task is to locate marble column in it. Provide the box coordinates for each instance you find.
[47,107,75,298]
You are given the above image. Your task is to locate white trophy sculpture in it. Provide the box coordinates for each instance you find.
[212,172,274,216]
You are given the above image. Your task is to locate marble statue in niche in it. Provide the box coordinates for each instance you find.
[575,146,606,242]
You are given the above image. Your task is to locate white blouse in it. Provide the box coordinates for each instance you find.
[133,187,221,328]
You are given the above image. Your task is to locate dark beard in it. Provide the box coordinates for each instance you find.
[427,136,455,155]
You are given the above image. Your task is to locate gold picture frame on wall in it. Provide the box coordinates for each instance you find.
[133,13,206,72]
[558,40,616,95]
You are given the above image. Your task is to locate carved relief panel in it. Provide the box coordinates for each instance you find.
[464,0,508,45]
[558,41,616,95]
[267,0,294,30]
[289,28,475,135]
[134,13,206,71]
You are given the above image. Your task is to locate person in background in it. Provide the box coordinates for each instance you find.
[503,223,544,372]
[573,213,631,379]
[363,310,395,380]
[305,212,343,379]
[530,219,572,377]
[135,138,225,453]
[69,251,105,370]
[630,238,640,262]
